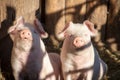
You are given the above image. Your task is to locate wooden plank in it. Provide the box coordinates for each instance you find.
[0,1,15,79]
[106,0,120,52]
[0,0,39,40]
[86,0,107,49]
[0,0,12,40]
[0,1,6,23]
[65,0,86,23]
[0,0,39,79]
[11,0,39,23]
[45,0,65,50]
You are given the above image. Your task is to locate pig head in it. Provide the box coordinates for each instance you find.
[8,17,62,80]
[59,20,107,80]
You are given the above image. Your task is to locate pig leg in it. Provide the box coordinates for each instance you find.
[11,57,23,80]
[61,60,73,80]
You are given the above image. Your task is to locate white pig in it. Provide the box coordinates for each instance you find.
[59,20,107,80]
[8,17,63,80]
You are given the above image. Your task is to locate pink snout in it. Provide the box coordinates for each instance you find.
[20,29,32,40]
[73,37,85,48]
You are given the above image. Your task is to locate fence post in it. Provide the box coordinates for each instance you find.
[0,0,39,79]
[86,0,107,50]
[106,0,120,52]
[45,0,65,51]
[65,0,86,23]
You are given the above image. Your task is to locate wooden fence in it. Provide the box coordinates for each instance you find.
[0,0,120,79]
[44,0,120,53]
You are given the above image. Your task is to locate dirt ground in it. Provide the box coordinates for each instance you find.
[100,49,120,80]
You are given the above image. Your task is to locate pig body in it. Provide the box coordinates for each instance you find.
[8,17,63,80]
[59,20,107,80]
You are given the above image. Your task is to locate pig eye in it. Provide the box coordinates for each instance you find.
[69,34,73,37]
[18,30,22,32]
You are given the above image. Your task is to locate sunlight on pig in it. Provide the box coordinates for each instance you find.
[8,16,63,80]
[59,20,107,80]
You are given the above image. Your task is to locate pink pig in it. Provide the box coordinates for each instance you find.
[59,20,107,80]
[8,17,63,80]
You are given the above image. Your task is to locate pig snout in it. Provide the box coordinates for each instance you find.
[20,29,32,40]
[73,37,85,48]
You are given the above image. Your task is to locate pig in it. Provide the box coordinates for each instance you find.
[8,16,63,80]
[59,20,107,80]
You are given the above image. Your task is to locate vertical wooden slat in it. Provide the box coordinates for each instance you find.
[0,0,40,79]
[45,0,65,51]
[65,0,86,23]
[11,0,39,23]
[0,1,15,79]
[0,0,39,40]
[0,0,12,40]
[86,0,107,49]
[0,1,6,39]
[0,1,6,23]
[106,0,120,52]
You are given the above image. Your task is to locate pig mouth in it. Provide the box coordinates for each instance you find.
[16,36,33,46]
[18,37,32,44]
[15,38,33,51]
[22,37,33,41]
[19,33,33,41]
[19,37,33,41]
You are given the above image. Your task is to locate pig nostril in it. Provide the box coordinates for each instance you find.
[28,33,31,36]
[23,32,25,34]
[80,40,83,42]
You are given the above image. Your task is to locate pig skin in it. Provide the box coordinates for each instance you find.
[8,16,63,80]
[59,20,107,80]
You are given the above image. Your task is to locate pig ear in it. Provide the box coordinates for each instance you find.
[8,16,24,33]
[8,26,16,41]
[8,16,25,41]
[58,21,73,39]
[8,25,16,34]
[34,18,48,39]
[16,16,25,26]
[83,20,97,36]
